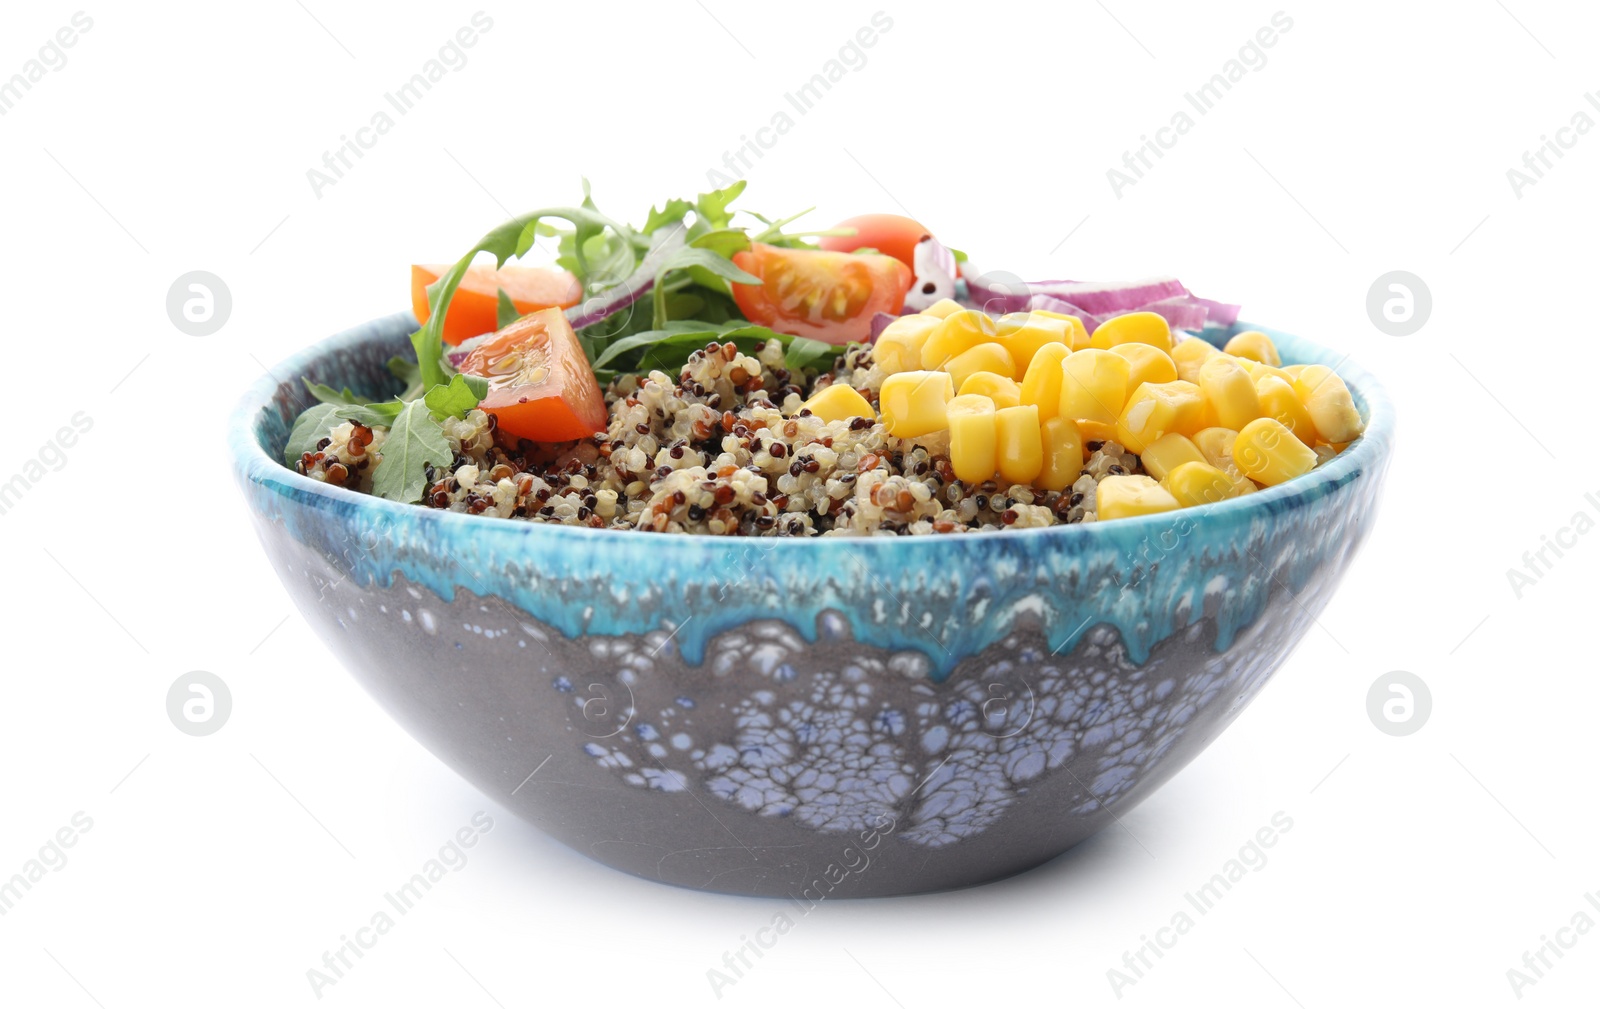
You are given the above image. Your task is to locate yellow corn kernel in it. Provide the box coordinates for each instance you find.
[1191,426,1257,496]
[1076,420,1119,444]
[994,405,1043,486]
[1255,374,1316,446]
[920,298,965,319]
[1197,355,1263,431]
[1224,330,1281,366]
[1096,474,1180,521]
[879,370,954,438]
[1234,417,1318,486]
[802,382,874,423]
[1090,311,1174,353]
[1281,364,1307,381]
[873,315,942,375]
[1292,365,1365,443]
[1020,343,1072,421]
[1030,310,1092,350]
[995,313,1073,374]
[944,342,1016,390]
[920,310,998,369]
[1235,357,1294,388]
[1038,416,1085,492]
[1114,380,1205,454]
[1109,343,1178,395]
[1059,349,1132,427]
[959,371,1022,409]
[1163,461,1240,509]
[1139,432,1207,482]
[1171,335,1220,383]
[947,395,998,484]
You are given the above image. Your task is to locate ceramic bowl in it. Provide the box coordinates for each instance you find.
[230,313,1392,898]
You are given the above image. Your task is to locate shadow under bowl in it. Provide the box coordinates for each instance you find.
[230,315,1392,898]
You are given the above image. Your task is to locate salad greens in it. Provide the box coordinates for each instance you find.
[289,181,857,503]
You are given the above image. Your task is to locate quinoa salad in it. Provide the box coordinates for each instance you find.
[284,183,1364,536]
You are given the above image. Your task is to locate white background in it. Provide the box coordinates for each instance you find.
[1,1,1594,1006]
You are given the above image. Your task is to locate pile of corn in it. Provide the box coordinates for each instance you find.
[803,299,1364,522]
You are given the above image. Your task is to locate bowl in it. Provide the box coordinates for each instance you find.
[230,313,1392,898]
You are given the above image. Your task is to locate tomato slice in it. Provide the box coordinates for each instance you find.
[818,214,930,270]
[412,263,582,345]
[730,243,911,345]
[458,308,608,442]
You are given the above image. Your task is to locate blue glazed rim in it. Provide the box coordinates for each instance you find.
[229,313,1394,672]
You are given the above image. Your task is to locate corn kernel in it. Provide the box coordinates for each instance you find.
[944,342,1016,390]
[879,370,954,438]
[1292,365,1365,443]
[1110,343,1178,395]
[920,298,965,319]
[921,310,998,369]
[802,382,874,423]
[1255,374,1316,446]
[1076,419,1119,444]
[873,315,942,375]
[1191,427,1257,496]
[1224,330,1281,366]
[1030,310,1092,350]
[1139,432,1207,482]
[996,313,1073,374]
[1197,355,1262,431]
[1038,416,1085,492]
[1234,417,1318,486]
[947,394,998,484]
[1171,335,1220,383]
[1235,357,1295,388]
[1020,343,1072,421]
[1114,380,1205,454]
[959,371,1022,408]
[1281,364,1307,381]
[1059,349,1132,427]
[995,405,1043,485]
[1090,311,1174,353]
[1096,474,1180,521]
[1163,461,1240,508]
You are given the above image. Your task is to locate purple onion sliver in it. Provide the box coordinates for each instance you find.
[867,311,899,343]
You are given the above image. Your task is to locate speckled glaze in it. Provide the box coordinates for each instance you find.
[230,313,1392,897]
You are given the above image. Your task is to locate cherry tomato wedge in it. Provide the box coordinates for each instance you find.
[412,263,582,345]
[458,308,607,443]
[818,214,930,271]
[729,243,911,345]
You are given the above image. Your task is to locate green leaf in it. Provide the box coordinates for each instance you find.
[386,355,421,387]
[303,378,370,405]
[496,288,519,329]
[948,246,969,263]
[694,180,747,231]
[334,400,405,429]
[652,247,760,329]
[643,198,693,234]
[285,403,343,464]
[370,400,453,503]
[689,228,751,258]
[423,374,482,421]
[784,335,836,373]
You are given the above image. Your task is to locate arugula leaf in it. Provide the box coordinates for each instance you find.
[370,400,453,503]
[303,378,371,405]
[690,228,751,259]
[784,336,836,373]
[694,181,747,231]
[386,355,421,386]
[334,400,405,429]
[496,288,519,329]
[285,403,343,464]
[643,198,693,234]
[652,247,759,329]
[423,374,482,420]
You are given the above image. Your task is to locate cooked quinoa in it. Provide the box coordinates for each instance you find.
[296,339,1145,536]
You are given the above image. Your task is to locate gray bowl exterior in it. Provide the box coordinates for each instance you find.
[232,314,1392,898]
